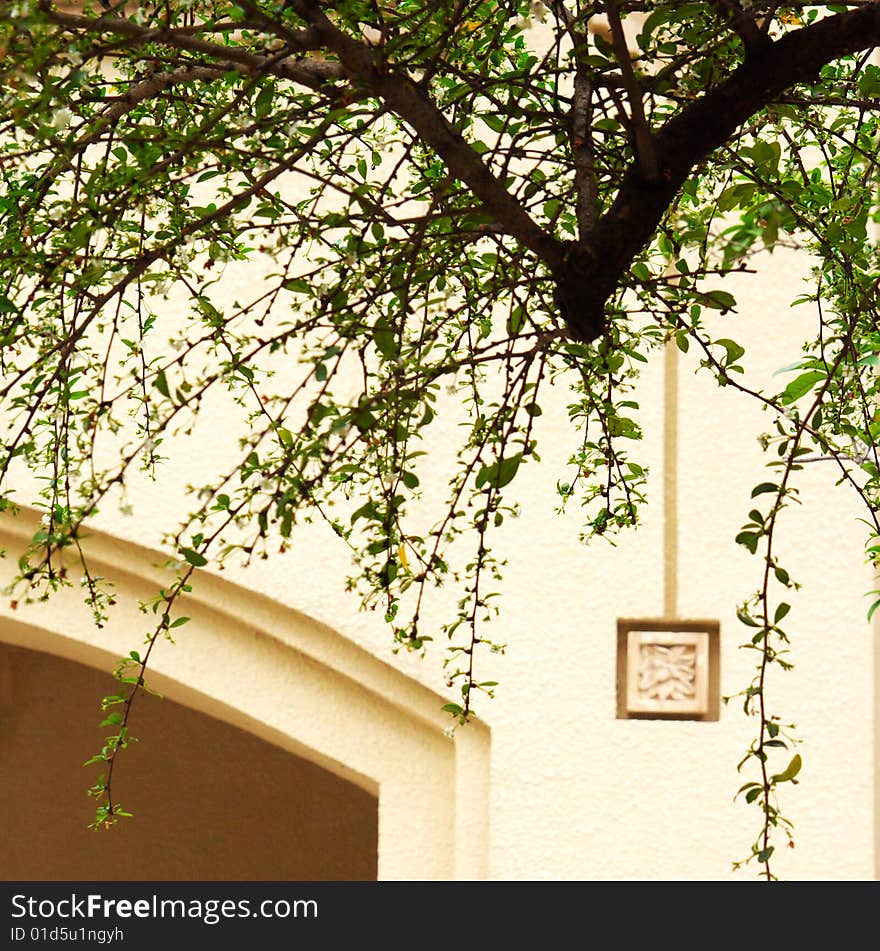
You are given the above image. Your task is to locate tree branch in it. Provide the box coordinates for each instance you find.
[713,0,773,55]
[602,0,658,182]
[283,0,562,266]
[570,67,599,241]
[42,8,345,89]
[558,1,880,342]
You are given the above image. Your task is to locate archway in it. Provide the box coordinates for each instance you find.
[0,641,377,880]
[0,509,490,880]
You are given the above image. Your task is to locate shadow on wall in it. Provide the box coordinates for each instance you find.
[0,641,378,881]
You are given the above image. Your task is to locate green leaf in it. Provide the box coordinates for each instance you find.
[254,85,275,116]
[282,278,311,294]
[781,371,826,405]
[506,305,525,336]
[607,416,640,438]
[476,453,523,490]
[716,338,745,365]
[373,318,398,359]
[773,358,809,376]
[181,548,208,567]
[751,482,778,498]
[703,290,737,312]
[771,753,802,784]
[735,531,759,554]
[153,369,170,399]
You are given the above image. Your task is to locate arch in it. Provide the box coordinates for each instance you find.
[0,509,490,880]
[0,640,379,880]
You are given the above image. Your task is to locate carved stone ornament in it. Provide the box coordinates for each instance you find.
[617,620,720,720]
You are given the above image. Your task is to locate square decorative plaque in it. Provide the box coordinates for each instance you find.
[616,619,720,720]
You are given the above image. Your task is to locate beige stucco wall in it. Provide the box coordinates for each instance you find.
[1,240,874,881]
[0,9,875,877]
[0,514,490,881]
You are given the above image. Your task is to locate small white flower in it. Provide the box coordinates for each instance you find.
[443,725,456,740]
[40,513,50,527]
[50,107,73,131]
[66,48,83,68]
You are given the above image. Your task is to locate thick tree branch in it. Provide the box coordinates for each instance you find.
[558,7,600,242]
[42,8,345,89]
[27,1,880,348]
[558,1,880,343]
[284,0,562,266]
[603,0,658,182]
[713,0,772,55]
[570,68,599,241]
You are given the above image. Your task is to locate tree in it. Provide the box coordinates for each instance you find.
[1,0,879,878]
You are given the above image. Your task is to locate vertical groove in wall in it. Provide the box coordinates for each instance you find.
[663,340,679,619]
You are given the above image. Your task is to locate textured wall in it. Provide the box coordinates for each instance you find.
[1,239,875,880]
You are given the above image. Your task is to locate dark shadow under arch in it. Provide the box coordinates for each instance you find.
[0,641,378,881]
